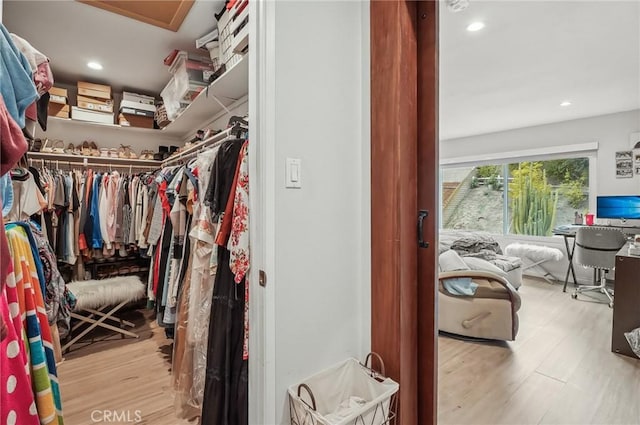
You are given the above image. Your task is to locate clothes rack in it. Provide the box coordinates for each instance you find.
[28,158,158,173]
[162,126,247,166]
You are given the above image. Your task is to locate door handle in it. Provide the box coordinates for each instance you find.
[418,210,429,248]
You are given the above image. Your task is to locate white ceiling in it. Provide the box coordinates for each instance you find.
[439,0,640,140]
[4,1,639,139]
[3,0,225,96]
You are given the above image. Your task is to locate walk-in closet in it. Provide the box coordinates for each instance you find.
[1,1,380,425]
[2,1,252,423]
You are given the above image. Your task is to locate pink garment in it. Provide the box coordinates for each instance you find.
[0,95,28,176]
[34,62,53,95]
[0,94,29,292]
[0,263,40,425]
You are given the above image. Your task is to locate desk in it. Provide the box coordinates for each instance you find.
[553,225,640,292]
[612,245,640,358]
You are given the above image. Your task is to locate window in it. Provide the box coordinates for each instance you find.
[442,157,590,236]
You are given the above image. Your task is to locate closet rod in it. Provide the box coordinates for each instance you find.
[162,128,235,166]
[29,158,159,171]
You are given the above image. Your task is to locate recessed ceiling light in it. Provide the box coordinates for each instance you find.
[466,22,485,32]
[560,101,572,107]
[87,61,103,70]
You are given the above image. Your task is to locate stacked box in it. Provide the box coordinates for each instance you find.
[48,86,70,118]
[74,81,114,124]
[118,92,156,128]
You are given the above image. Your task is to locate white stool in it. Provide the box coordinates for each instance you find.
[504,243,563,284]
[63,276,146,352]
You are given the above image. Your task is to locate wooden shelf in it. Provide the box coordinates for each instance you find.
[27,151,162,167]
[159,54,249,138]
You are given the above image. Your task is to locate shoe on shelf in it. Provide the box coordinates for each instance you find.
[89,141,100,156]
[109,148,119,158]
[52,140,65,154]
[31,138,42,152]
[119,144,138,159]
[65,143,75,155]
[100,148,110,158]
[81,141,91,156]
[41,138,53,153]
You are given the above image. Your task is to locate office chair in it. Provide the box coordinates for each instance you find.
[571,227,626,308]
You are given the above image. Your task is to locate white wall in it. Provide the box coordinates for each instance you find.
[441,109,640,196]
[267,1,370,423]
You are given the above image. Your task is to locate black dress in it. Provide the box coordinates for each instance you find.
[201,138,248,425]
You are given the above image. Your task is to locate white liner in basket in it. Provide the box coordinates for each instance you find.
[288,358,399,425]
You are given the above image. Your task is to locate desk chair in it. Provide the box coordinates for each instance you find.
[571,227,626,308]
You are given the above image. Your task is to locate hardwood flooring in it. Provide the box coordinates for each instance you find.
[57,309,195,425]
[438,277,640,425]
[56,277,639,425]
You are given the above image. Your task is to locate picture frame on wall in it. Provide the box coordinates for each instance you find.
[616,151,633,178]
[632,132,640,177]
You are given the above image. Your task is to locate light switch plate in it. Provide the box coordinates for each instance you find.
[286,158,302,188]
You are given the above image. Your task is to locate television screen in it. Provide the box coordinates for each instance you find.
[596,196,640,220]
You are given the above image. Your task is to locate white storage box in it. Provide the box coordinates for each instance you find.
[122,91,155,106]
[160,75,203,121]
[217,8,243,68]
[71,106,114,125]
[288,355,398,425]
[120,99,156,114]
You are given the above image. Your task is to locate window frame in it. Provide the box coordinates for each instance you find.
[440,142,598,237]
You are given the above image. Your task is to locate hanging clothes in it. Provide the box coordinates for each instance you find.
[201,139,248,425]
[0,23,38,128]
[4,224,64,425]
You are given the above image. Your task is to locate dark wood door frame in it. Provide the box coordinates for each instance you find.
[371,1,439,425]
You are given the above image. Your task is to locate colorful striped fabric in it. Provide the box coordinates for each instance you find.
[1,259,40,425]
[5,224,64,425]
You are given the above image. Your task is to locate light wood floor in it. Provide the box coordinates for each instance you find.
[56,278,639,425]
[57,309,194,425]
[438,277,640,425]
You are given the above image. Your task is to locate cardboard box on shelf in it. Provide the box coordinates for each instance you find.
[48,103,70,118]
[49,94,67,105]
[49,87,68,97]
[77,95,114,113]
[71,106,114,125]
[77,81,112,100]
[118,113,154,129]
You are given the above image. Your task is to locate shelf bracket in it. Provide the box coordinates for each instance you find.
[210,93,231,114]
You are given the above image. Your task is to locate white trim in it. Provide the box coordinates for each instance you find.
[248,0,277,423]
[358,0,371,360]
[440,142,599,167]
[251,1,278,424]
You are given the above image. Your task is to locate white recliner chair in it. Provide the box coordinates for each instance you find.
[438,270,521,341]
[438,249,522,341]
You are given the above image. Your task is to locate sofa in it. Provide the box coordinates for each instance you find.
[438,230,523,341]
